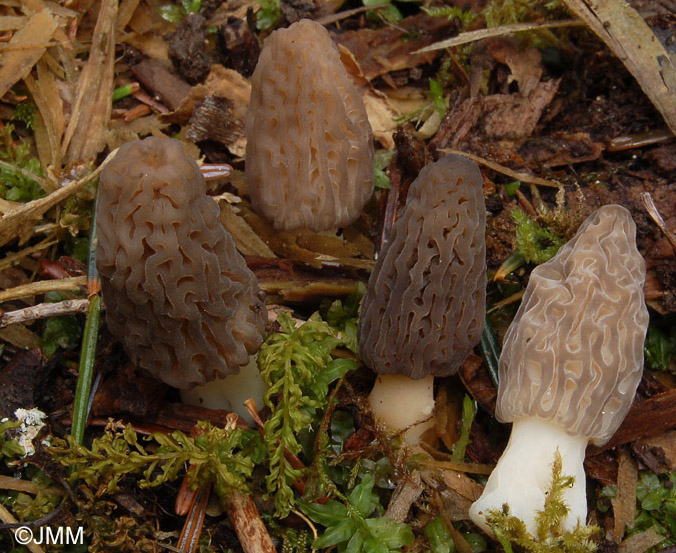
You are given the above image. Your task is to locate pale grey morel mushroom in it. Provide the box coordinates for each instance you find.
[469,204,649,535]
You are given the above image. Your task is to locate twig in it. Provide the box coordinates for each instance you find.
[317,4,390,26]
[0,299,90,328]
[223,488,278,553]
[642,192,676,253]
[0,276,87,304]
[438,149,563,188]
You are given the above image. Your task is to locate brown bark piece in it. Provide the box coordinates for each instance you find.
[482,79,560,139]
[0,348,46,419]
[588,389,676,454]
[131,58,192,111]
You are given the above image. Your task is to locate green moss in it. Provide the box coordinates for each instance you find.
[485,451,599,553]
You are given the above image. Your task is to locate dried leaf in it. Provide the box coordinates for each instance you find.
[160,65,251,156]
[561,0,676,134]
[487,38,543,96]
[0,9,57,99]
[335,13,456,81]
[0,15,27,31]
[339,45,399,150]
[219,202,276,258]
[24,59,65,172]
[61,0,117,164]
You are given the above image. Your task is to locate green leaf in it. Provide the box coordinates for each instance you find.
[182,0,201,13]
[41,316,82,357]
[503,181,521,196]
[255,0,280,30]
[298,499,348,526]
[158,4,185,22]
[425,516,455,553]
[451,395,476,463]
[427,78,447,116]
[644,321,676,372]
[364,517,414,549]
[313,518,356,549]
[348,474,379,517]
[345,530,364,553]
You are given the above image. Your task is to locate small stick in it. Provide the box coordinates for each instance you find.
[222,488,278,553]
[0,299,89,328]
[642,192,676,253]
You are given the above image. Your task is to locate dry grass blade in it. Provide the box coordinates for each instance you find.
[0,9,57,99]
[561,0,676,135]
[61,0,117,164]
[0,149,116,248]
[414,20,584,54]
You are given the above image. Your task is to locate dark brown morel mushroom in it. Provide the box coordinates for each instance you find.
[358,154,486,444]
[245,19,374,232]
[97,137,267,390]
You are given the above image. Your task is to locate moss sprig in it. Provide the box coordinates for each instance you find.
[485,451,599,553]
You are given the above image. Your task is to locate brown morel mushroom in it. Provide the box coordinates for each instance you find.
[358,154,486,444]
[469,205,649,535]
[97,137,267,410]
[245,19,374,232]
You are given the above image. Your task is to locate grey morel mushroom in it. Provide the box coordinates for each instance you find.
[97,137,267,390]
[245,19,374,232]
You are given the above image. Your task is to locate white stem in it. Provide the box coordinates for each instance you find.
[368,373,435,445]
[469,417,588,536]
[180,356,267,427]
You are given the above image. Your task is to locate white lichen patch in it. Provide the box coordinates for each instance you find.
[13,408,47,457]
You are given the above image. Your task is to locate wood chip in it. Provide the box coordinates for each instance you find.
[385,471,423,523]
[482,79,560,139]
[618,527,666,553]
[611,448,638,543]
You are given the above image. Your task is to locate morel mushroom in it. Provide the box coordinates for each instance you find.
[245,19,374,232]
[358,155,486,444]
[469,205,649,535]
[97,137,267,399]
